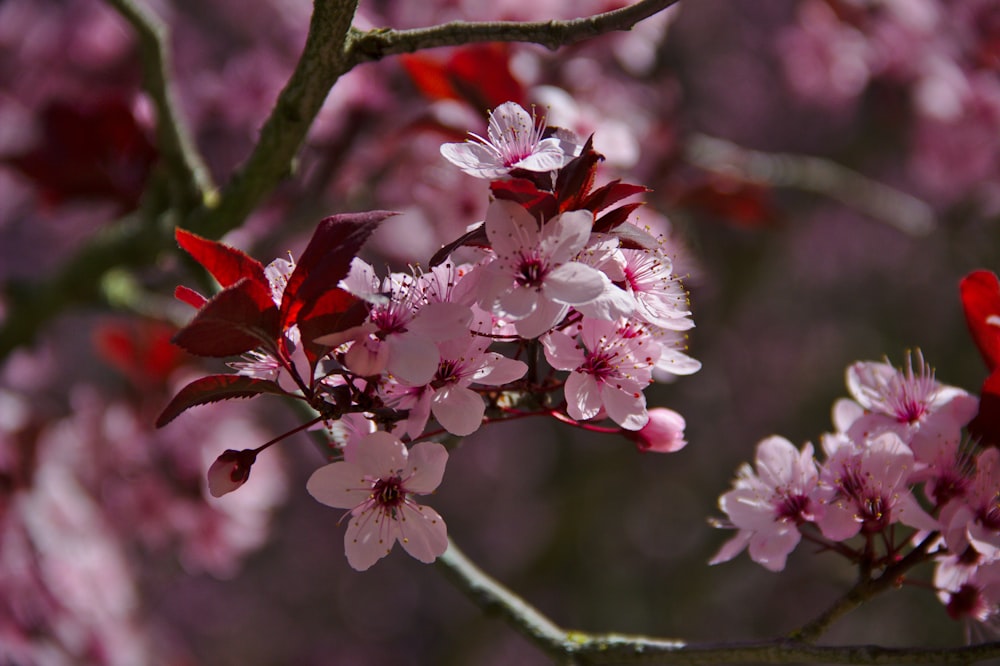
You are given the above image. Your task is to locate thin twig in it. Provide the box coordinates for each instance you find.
[438,538,1000,665]
[684,133,936,236]
[345,0,682,61]
[103,0,215,210]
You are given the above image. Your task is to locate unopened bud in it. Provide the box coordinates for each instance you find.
[207,449,257,497]
[627,407,687,453]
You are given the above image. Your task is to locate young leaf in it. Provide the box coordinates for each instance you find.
[172,278,280,357]
[280,211,395,330]
[175,228,268,289]
[960,270,1000,372]
[156,374,286,427]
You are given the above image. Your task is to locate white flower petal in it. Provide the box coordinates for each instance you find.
[403,442,449,494]
[432,385,486,436]
[397,503,448,564]
[306,461,369,509]
[544,262,607,305]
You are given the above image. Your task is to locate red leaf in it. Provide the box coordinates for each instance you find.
[960,270,1000,372]
[172,278,280,357]
[554,136,602,210]
[4,96,156,209]
[593,203,645,234]
[280,211,394,331]
[970,370,1000,447]
[429,224,490,267]
[297,288,370,370]
[401,44,525,110]
[490,179,558,221]
[175,228,268,289]
[93,319,186,386]
[156,375,286,427]
[581,181,649,215]
[175,285,208,309]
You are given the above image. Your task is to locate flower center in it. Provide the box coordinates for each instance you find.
[516,257,547,289]
[372,476,405,510]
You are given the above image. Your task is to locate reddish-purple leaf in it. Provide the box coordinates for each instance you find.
[156,375,286,427]
[593,203,645,234]
[555,136,601,210]
[429,224,490,267]
[175,285,208,309]
[297,288,370,372]
[175,228,268,289]
[280,211,394,330]
[581,180,649,215]
[490,179,557,221]
[172,278,280,357]
[960,270,1000,373]
[5,96,157,210]
[970,370,1000,448]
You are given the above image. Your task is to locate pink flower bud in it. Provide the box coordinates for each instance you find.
[207,449,257,497]
[628,407,687,453]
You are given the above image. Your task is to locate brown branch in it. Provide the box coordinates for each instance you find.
[345,0,682,63]
[438,538,1000,665]
[104,0,215,210]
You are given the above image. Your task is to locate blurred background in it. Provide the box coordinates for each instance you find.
[2,0,1000,663]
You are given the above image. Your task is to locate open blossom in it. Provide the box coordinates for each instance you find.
[381,335,528,438]
[543,318,656,430]
[477,199,607,339]
[335,258,473,384]
[440,101,575,179]
[710,436,828,572]
[816,432,938,541]
[841,350,977,459]
[306,432,448,571]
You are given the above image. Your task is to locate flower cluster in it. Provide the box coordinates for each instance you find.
[710,340,1000,623]
[160,102,700,571]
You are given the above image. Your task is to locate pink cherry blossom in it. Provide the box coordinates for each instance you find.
[816,432,938,541]
[440,101,576,179]
[478,199,607,339]
[939,447,1000,561]
[543,318,655,430]
[382,335,528,438]
[842,350,978,456]
[710,436,828,572]
[337,258,473,384]
[306,432,448,571]
[620,247,693,331]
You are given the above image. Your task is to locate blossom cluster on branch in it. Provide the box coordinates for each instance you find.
[161,102,699,570]
[712,269,1000,625]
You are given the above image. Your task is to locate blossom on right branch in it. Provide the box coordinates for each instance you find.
[710,436,829,572]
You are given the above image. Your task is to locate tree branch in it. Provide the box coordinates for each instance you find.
[185,0,360,239]
[684,133,936,237]
[438,539,1000,665]
[345,0,682,62]
[104,0,215,210]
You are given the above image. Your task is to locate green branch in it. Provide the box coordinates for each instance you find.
[345,0,682,61]
[104,0,215,210]
[438,538,1000,665]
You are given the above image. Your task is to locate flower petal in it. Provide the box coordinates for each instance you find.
[356,431,408,477]
[432,385,486,436]
[403,441,449,494]
[344,507,398,571]
[543,262,607,306]
[397,502,448,564]
[306,461,370,509]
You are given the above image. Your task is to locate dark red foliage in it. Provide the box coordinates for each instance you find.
[4,96,157,210]
[960,270,1000,447]
[93,319,187,388]
[156,375,287,427]
[672,173,779,229]
[401,44,526,110]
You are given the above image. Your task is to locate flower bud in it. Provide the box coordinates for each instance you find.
[628,407,687,453]
[207,449,257,497]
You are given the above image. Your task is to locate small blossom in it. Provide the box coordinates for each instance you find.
[543,318,656,430]
[627,407,688,453]
[710,436,828,572]
[306,432,448,571]
[440,101,574,179]
[206,448,257,498]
